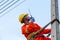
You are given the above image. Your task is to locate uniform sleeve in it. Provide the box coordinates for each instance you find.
[33,23,51,34]
[41,29,51,34]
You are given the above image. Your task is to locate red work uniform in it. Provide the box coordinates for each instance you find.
[21,22,51,40]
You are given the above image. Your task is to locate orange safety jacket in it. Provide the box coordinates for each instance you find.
[21,22,51,40]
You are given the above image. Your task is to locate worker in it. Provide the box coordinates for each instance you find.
[18,14,51,40]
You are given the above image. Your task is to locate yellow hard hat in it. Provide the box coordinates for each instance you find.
[18,14,28,23]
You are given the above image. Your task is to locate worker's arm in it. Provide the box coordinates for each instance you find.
[34,23,51,34]
[41,29,51,34]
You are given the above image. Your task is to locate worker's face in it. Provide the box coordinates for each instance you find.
[23,16,30,24]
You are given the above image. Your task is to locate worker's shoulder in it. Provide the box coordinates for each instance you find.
[33,22,41,27]
[29,22,37,25]
[33,22,39,25]
[30,22,40,26]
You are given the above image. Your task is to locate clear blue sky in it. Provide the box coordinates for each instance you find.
[0,0,60,40]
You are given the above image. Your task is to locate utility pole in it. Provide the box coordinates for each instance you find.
[51,0,59,40]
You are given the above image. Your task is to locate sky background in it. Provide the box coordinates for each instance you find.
[0,0,60,40]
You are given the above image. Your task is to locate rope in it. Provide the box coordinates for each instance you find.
[27,19,60,40]
[46,19,60,37]
[36,19,60,35]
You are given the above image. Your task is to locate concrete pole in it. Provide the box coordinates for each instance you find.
[51,0,59,40]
